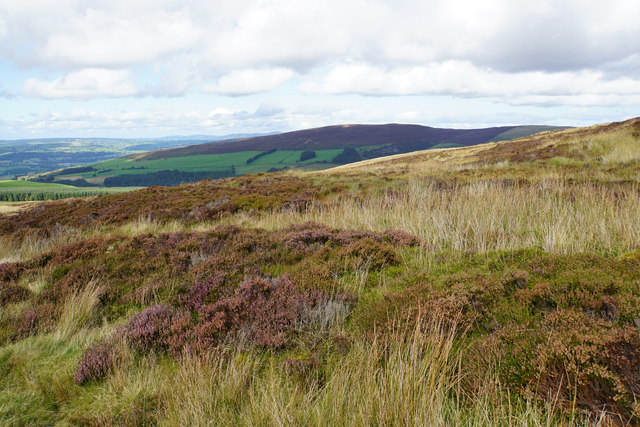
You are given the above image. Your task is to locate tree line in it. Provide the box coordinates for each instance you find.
[246,149,277,164]
[0,190,110,202]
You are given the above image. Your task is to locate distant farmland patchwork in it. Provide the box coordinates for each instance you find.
[44,148,349,185]
[32,123,565,187]
[0,134,268,180]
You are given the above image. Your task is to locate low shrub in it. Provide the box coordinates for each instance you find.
[123,304,194,356]
[340,238,398,269]
[13,302,58,339]
[0,262,24,282]
[180,273,228,311]
[283,356,323,387]
[74,342,116,385]
[197,276,328,349]
[0,282,30,305]
[382,229,423,247]
[16,310,38,338]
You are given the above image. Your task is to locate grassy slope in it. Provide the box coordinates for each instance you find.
[0,117,639,425]
[51,148,346,182]
[133,123,520,158]
[0,180,76,189]
[45,124,562,185]
[0,180,141,201]
[489,125,570,142]
[327,117,640,181]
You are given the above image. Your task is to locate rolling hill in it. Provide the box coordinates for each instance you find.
[0,134,268,180]
[36,123,565,187]
[327,117,640,179]
[1,117,640,424]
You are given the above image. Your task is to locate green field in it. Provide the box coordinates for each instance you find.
[49,148,350,183]
[0,180,140,201]
[0,180,76,189]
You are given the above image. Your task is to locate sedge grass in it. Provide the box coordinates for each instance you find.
[55,279,104,340]
[157,320,590,426]
[234,178,640,256]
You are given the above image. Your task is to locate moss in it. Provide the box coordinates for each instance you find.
[50,264,72,282]
[618,249,640,262]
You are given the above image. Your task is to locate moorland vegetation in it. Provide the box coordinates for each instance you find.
[0,118,639,425]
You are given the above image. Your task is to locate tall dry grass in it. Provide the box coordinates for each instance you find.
[0,225,83,263]
[117,214,185,237]
[0,216,189,263]
[586,129,640,164]
[55,279,104,340]
[158,320,588,426]
[232,179,640,255]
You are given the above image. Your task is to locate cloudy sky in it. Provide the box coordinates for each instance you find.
[0,0,639,139]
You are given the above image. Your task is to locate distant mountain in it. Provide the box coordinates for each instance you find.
[147,133,275,142]
[36,123,566,187]
[135,123,565,161]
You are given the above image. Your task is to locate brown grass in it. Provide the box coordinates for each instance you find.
[0,202,37,216]
[55,279,104,340]
[159,320,582,426]
[326,117,640,180]
[227,179,640,255]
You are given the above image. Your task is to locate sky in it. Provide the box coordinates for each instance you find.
[0,0,639,139]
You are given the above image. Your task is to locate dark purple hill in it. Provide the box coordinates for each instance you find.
[135,123,538,160]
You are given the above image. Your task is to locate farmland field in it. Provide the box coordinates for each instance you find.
[47,148,349,184]
[0,180,140,201]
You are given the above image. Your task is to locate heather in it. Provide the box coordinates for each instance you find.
[1,119,640,425]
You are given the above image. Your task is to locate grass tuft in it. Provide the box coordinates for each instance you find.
[55,279,104,340]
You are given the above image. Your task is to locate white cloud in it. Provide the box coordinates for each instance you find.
[0,0,639,115]
[3,98,637,140]
[201,0,379,71]
[3,1,635,73]
[23,68,137,100]
[41,9,202,69]
[300,61,640,106]
[0,2,202,69]
[203,68,294,96]
[0,16,6,41]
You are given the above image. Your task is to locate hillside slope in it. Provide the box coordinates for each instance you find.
[328,116,640,180]
[1,118,639,425]
[38,123,564,186]
[135,123,523,159]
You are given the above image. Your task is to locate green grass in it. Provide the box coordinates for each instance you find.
[0,331,104,425]
[79,152,256,176]
[0,180,76,189]
[52,149,358,181]
[0,180,141,201]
